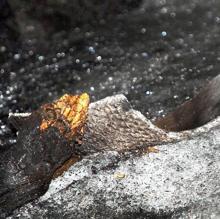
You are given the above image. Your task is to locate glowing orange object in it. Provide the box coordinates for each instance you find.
[40,93,90,139]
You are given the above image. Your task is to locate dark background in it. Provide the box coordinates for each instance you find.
[1,0,220,148]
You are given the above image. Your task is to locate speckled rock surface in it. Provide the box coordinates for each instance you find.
[1,0,220,149]
[80,94,176,154]
[1,0,220,218]
[9,95,220,219]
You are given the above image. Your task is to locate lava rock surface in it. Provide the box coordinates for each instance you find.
[1,0,220,218]
[8,95,220,219]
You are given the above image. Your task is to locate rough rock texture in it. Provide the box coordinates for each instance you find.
[0,94,89,218]
[1,0,220,218]
[2,0,220,150]
[155,74,220,131]
[80,94,175,155]
[9,95,220,219]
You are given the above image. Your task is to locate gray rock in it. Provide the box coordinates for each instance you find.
[79,94,177,155]
[9,95,220,219]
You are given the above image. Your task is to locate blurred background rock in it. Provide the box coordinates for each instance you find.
[3,0,142,43]
[1,0,220,151]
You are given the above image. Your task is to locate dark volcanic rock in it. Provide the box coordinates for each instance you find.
[4,73,220,217]
[9,95,220,219]
[0,94,89,217]
[1,0,220,149]
[1,0,220,218]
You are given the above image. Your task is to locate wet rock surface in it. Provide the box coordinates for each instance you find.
[8,95,220,219]
[1,0,220,218]
[1,0,220,148]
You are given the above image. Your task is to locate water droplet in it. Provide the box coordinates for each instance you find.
[96,56,102,61]
[10,72,16,80]
[145,90,153,95]
[141,28,146,34]
[0,46,6,53]
[14,54,21,60]
[142,52,149,58]
[52,57,57,62]
[215,17,220,23]
[161,31,167,37]
[88,46,95,54]
[38,56,44,61]
[170,12,176,17]
[108,77,113,81]
[161,7,168,14]
[29,50,34,56]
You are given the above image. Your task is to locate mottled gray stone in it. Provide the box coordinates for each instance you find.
[9,95,220,219]
[79,94,176,155]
